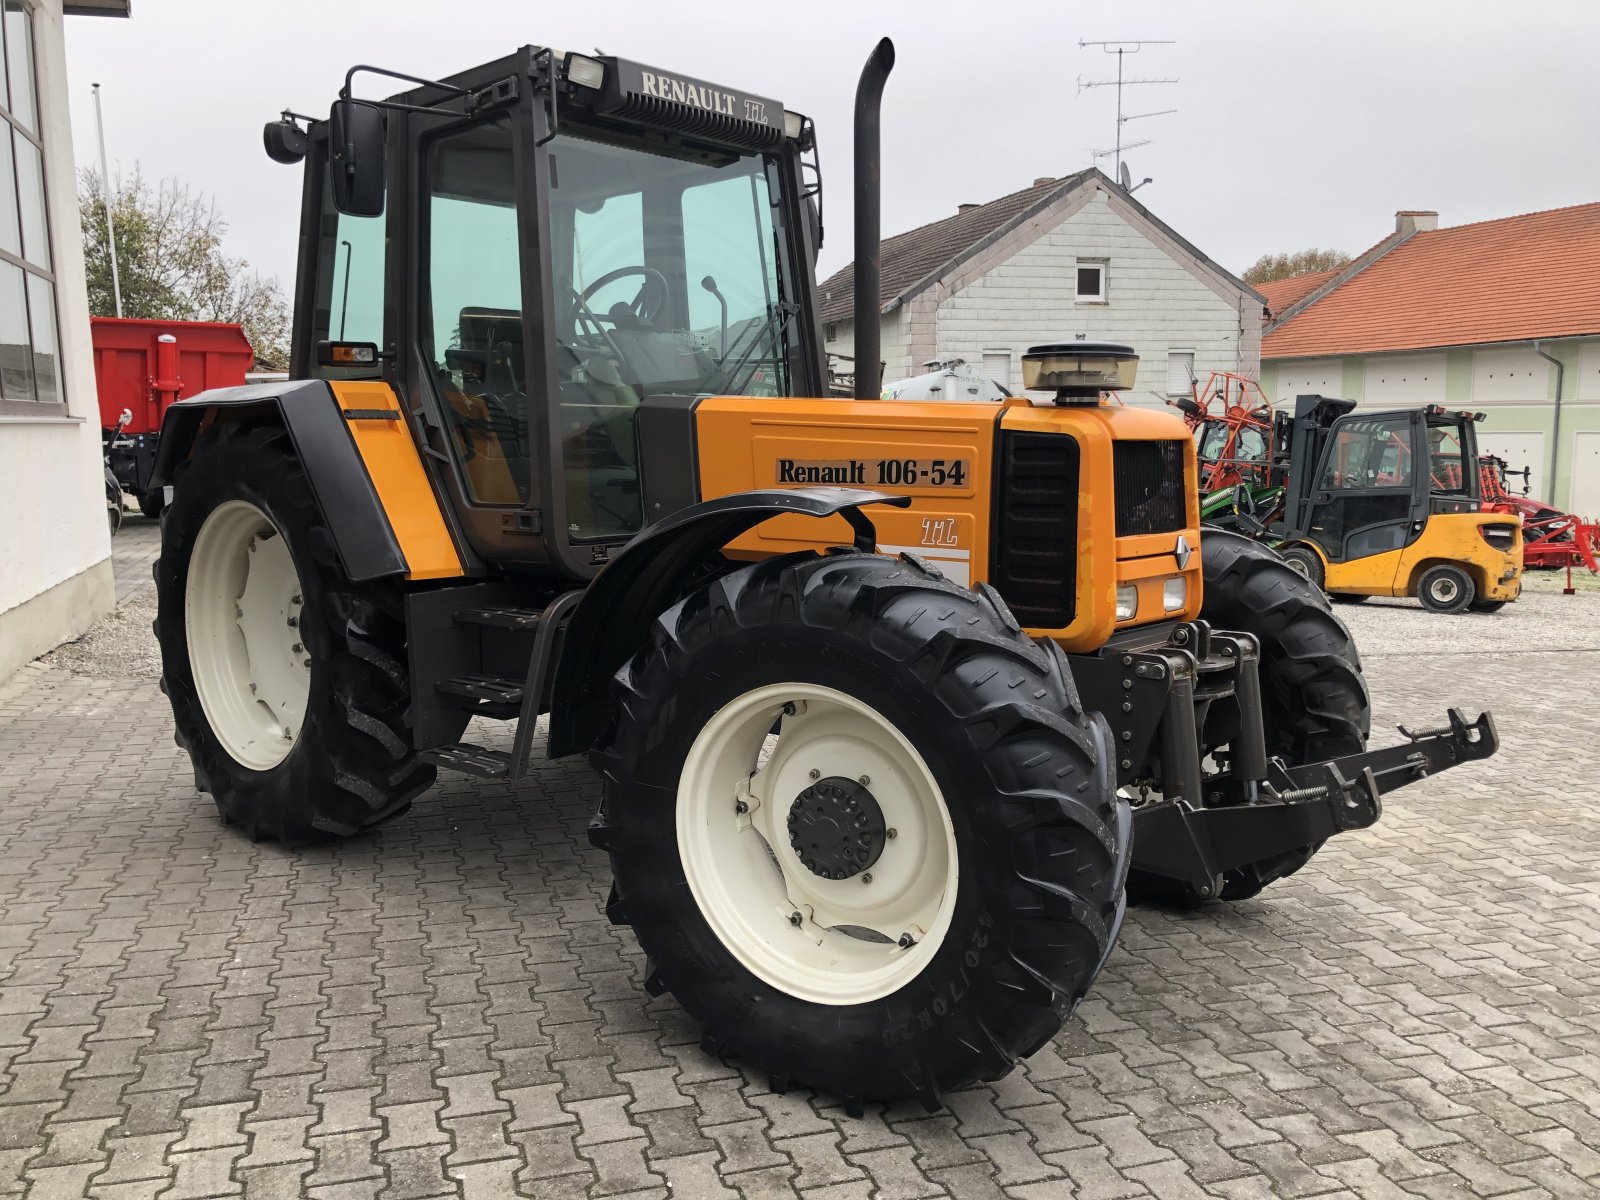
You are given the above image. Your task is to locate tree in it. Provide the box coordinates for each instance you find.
[1242,248,1352,287]
[79,168,290,369]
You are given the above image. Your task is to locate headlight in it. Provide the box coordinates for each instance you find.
[564,52,606,90]
[1162,577,1187,612]
[1116,583,1138,621]
[783,110,805,139]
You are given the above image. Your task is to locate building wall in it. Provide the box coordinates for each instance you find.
[931,188,1260,408]
[1263,336,1600,512]
[823,183,1262,406]
[0,0,115,683]
[823,311,911,392]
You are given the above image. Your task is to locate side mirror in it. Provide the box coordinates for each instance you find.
[262,119,308,165]
[329,99,386,217]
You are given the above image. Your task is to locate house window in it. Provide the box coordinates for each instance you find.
[981,349,1010,389]
[1167,350,1195,396]
[1075,259,1106,303]
[825,322,837,343]
[0,1,62,415]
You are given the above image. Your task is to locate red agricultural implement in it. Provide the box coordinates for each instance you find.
[95,317,254,518]
[1168,371,1276,491]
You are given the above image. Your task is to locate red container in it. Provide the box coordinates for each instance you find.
[92,317,254,435]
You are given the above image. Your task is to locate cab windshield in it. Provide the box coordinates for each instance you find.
[420,118,799,545]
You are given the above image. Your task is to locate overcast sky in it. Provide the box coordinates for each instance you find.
[63,0,1600,297]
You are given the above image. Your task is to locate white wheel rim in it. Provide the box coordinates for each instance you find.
[676,683,959,1005]
[184,500,310,771]
[1432,576,1460,604]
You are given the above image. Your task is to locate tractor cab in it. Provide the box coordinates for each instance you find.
[270,49,824,572]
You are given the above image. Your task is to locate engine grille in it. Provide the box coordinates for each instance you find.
[991,431,1078,628]
[1114,440,1188,536]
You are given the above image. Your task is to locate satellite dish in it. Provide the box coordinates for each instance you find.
[1118,161,1133,191]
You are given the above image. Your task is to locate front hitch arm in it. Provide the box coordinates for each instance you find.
[1130,709,1498,895]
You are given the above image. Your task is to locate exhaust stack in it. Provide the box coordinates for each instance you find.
[852,37,895,400]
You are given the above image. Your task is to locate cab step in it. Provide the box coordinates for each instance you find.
[420,744,512,779]
[436,674,523,705]
[454,607,543,631]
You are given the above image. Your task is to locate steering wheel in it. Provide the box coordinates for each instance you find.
[579,266,670,330]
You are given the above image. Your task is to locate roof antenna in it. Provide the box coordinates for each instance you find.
[1078,39,1176,180]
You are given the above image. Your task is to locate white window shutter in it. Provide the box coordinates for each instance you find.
[1167,350,1195,396]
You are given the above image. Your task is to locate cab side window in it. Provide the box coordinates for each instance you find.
[422,118,528,506]
[311,181,386,381]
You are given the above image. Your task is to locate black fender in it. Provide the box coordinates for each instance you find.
[150,380,409,582]
[546,487,911,758]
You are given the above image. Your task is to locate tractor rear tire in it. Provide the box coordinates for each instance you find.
[154,422,435,842]
[1134,529,1369,904]
[1417,564,1475,614]
[592,551,1130,1111]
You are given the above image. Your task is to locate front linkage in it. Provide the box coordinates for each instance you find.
[1075,618,1499,900]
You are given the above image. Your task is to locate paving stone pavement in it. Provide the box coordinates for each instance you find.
[1,524,1597,1198]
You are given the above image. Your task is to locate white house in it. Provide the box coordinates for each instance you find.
[0,0,127,683]
[819,169,1264,405]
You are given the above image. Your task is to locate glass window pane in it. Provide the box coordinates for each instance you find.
[424,118,528,507]
[326,207,385,345]
[14,133,47,268]
[3,4,33,133]
[0,128,19,256]
[0,259,33,401]
[1318,417,1413,489]
[26,271,55,405]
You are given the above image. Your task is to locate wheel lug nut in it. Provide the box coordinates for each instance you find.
[861,873,872,885]
[808,769,820,780]
[783,702,796,716]
[287,616,298,628]
[735,801,748,814]
[789,912,802,927]
[858,775,870,786]
[886,828,897,839]
[898,933,915,948]
[291,643,304,654]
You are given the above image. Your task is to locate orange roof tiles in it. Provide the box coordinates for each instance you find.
[1263,202,1600,359]
[1255,267,1341,317]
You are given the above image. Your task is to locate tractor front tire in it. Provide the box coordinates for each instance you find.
[592,551,1130,1111]
[154,422,434,842]
[1137,529,1370,903]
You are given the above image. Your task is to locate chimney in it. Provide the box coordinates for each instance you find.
[957,202,979,214]
[1395,210,1439,235]
[1033,176,1055,187]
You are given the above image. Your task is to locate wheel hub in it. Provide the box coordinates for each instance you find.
[787,776,886,880]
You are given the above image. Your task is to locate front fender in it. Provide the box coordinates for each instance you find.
[546,487,910,758]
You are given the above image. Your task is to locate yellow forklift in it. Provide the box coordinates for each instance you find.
[1271,396,1522,612]
[147,40,1498,1109]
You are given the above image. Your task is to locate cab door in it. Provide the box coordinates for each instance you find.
[1302,411,1426,580]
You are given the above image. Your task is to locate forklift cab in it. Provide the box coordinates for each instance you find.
[1275,396,1519,604]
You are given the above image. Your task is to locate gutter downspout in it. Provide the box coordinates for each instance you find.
[1532,340,1564,504]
